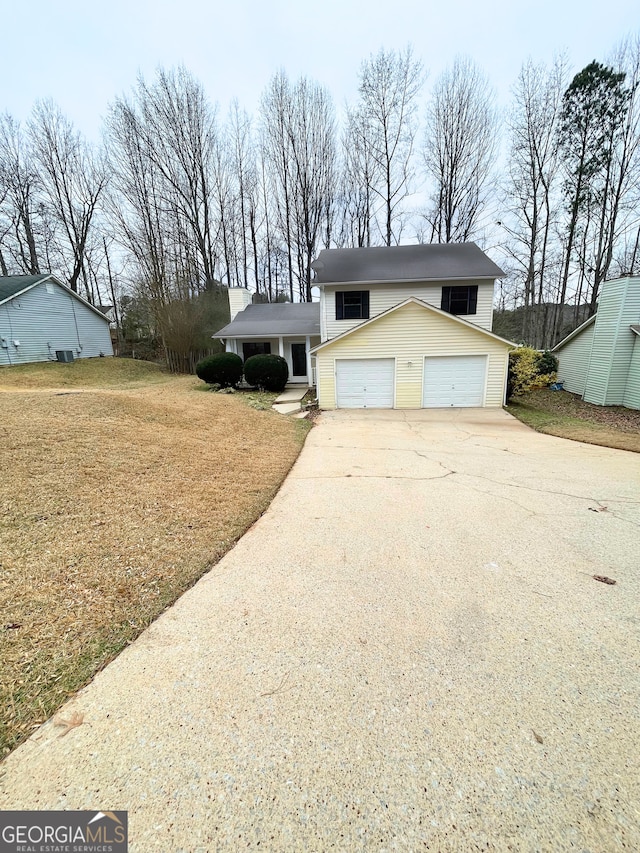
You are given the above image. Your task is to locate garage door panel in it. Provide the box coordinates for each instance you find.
[423,355,486,408]
[336,359,394,409]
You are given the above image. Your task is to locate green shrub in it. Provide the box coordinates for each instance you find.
[508,347,558,398]
[537,350,558,375]
[195,352,243,387]
[243,354,289,392]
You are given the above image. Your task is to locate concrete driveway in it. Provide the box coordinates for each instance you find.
[1,409,639,851]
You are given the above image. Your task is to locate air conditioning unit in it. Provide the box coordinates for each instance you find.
[56,350,75,363]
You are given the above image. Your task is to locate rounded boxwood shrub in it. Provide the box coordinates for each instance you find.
[243,354,289,392]
[195,352,243,387]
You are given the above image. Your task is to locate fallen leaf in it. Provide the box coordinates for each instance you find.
[593,575,616,585]
[532,730,543,744]
[53,711,84,738]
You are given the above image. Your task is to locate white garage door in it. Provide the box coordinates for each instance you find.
[336,359,395,408]
[423,355,487,407]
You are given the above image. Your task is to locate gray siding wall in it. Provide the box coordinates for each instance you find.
[556,322,595,396]
[622,335,640,410]
[584,277,640,405]
[0,281,113,366]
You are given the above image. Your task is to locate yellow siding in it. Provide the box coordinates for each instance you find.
[316,301,510,409]
[323,279,495,340]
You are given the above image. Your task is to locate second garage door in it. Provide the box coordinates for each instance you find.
[336,358,395,408]
[423,355,487,407]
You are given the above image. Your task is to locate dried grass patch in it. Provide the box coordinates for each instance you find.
[0,357,167,390]
[507,389,640,453]
[0,374,310,755]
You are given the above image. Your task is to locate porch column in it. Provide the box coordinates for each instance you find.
[278,337,284,358]
[306,335,312,386]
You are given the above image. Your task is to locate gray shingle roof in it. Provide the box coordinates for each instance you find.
[0,274,52,304]
[311,243,505,283]
[214,302,320,338]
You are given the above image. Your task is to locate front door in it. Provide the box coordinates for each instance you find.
[291,343,307,380]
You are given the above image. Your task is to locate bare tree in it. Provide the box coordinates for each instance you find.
[113,67,221,290]
[260,70,296,300]
[227,101,261,292]
[260,71,337,300]
[355,46,423,245]
[423,57,497,243]
[600,35,640,280]
[0,114,42,275]
[28,100,107,296]
[502,57,567,345]
[337,106,381,247]
[286,77,336,300]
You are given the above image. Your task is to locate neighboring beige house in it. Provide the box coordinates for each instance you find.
[553,275,640,410]
[214,243,515,409]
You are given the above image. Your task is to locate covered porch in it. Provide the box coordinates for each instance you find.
[224,335,319,386]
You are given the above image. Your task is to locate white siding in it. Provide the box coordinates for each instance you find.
[228,288,253,321]
[322,279,495,341]
[556,322,595,396]
[316,301,510,409]
[0,281,113,366]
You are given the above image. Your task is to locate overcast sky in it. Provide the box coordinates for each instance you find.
[3,0,637,141]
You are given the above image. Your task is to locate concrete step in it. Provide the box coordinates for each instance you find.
[274,387,309,404]
[272,402,302,415]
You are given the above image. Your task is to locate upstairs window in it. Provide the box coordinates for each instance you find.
[441,285,478,316]
[336,291,370,321]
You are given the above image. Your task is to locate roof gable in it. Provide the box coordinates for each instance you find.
[551,314,597,351]
[0,274,54,304]
[0,274,111,322]
[310,297,516,353]
[311,243,505,284]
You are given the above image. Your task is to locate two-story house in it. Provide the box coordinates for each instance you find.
[213,243,514,409]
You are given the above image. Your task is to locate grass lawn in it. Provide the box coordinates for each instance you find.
[0,358,310,756]
[507,388,640,453]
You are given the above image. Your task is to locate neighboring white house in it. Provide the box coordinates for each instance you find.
[553,275,640,410]
[214,243,515,409]
[0,274,114,366]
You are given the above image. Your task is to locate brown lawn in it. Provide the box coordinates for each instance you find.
[507,388,640,453]
[0,359,310,755]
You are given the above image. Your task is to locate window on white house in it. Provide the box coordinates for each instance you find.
[336,291,370,320]
[441,286,478,315]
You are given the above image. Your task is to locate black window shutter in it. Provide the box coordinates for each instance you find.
[468,286,478,315]
[336,291,344,320]
[361,291,370,319]
[441,287,451,312]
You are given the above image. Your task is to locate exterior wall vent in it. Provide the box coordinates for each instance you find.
[56,350,75,363]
